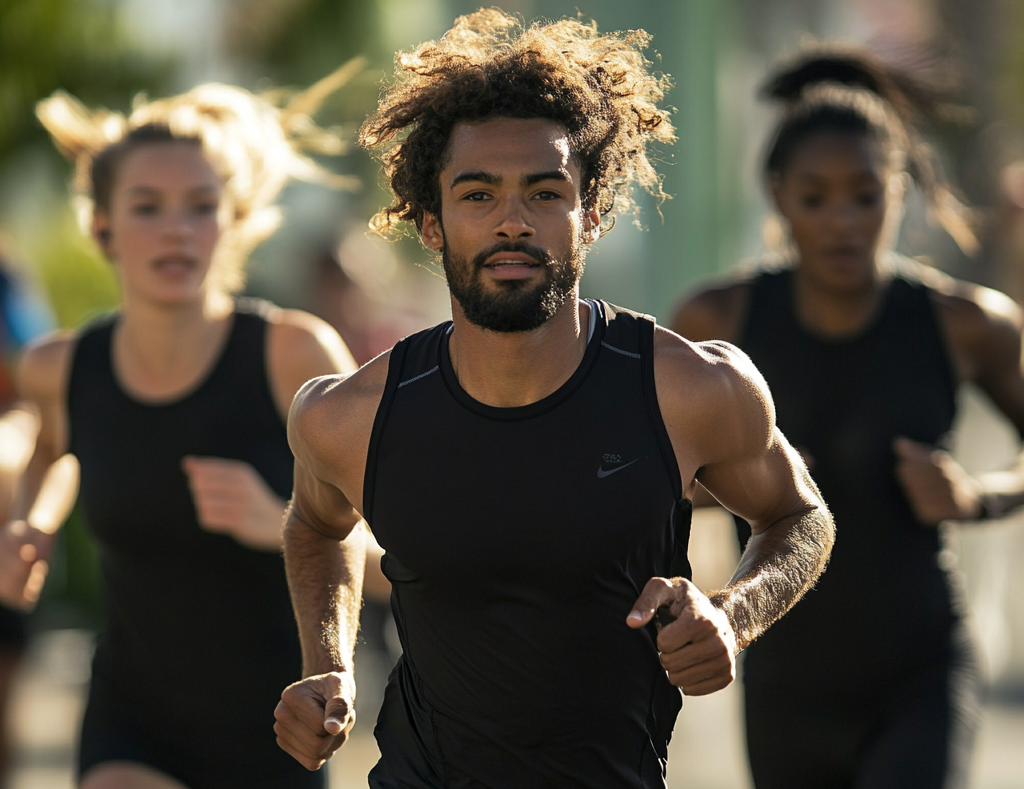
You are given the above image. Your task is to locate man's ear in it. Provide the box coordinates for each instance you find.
[582,207,601,244]
[421,211,445,251]
[92,211,113,257]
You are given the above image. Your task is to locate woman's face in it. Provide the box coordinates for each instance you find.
[772,131,895,293]
[95,141,227,306]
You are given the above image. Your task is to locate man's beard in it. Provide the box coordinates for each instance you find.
[442,240,584,333]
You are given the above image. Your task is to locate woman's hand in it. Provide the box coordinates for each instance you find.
[183,456,287,550]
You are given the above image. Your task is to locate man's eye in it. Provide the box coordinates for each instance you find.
[131,203,159,216]
[193,202,219,215]
[857,191,882,207]
[799,194,823,209]
[463,192,490,202]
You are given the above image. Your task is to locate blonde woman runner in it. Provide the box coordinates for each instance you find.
[0,69,366,789]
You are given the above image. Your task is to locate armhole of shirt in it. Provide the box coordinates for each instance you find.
[909,278,959,406]
[245,308,287,430]
[638,316,683,502]
[738,268,778,348]
[362,339,410,526]
[65,318,112,458]
[638,316,693,578]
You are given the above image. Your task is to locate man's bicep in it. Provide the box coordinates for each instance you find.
[698,428,817,534]
[288,458,361,541]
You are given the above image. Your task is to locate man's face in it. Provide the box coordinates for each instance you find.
[421,117,600,333]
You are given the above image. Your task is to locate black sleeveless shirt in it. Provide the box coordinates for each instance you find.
[365,301,689,788]
[736,265,963,692]
[67,301,309,770]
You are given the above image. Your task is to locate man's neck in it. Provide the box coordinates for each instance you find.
[448,297,590,408]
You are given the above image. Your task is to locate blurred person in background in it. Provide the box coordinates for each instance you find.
[672,45,1024,789]
[0,70,366,789]
[0,238,55,782]
[273,9,834,786]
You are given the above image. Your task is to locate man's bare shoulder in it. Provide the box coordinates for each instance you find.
[669,274,752,343]
[654,325,764,386]
[289,351,392,459]
[17,330,78,402]
[652,327,774,463]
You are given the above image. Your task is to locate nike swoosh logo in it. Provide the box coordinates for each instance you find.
[597,458,640,479]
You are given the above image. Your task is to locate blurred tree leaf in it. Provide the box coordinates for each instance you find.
[222,0,398,257]
[224,0,381,90]
[0,0,175,165]
[32,211,119,329]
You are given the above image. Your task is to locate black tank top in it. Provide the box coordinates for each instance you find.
[365,301,689,789]
[67,301,303,752]
[736,265,962,691]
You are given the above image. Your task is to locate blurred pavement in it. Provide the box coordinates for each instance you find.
[7,508,1023,788]
[7,387,1024,789]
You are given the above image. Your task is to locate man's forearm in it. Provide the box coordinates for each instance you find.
[709,505,833,652]
[283,506,366,677]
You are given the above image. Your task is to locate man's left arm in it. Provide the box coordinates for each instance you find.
[628,332,834,695]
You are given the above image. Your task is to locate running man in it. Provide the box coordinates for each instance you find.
[274,10,835,787]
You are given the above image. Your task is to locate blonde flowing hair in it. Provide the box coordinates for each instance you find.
[36,59,363,293]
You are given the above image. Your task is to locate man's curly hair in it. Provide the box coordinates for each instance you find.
[359,8,675,237]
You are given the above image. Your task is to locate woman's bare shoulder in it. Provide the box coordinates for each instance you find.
[17,330,78,401]
[668,270,758,344]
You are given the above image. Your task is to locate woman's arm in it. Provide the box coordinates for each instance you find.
[0,334,78,610]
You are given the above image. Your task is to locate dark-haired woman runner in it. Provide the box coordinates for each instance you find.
[673,46,1024,789]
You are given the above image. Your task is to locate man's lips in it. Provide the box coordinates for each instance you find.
[483,253,539,267]
[480,252,541,280]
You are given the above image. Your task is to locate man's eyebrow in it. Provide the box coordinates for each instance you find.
[522,170,570,187]
[448,170,572,189]
[450,171,501,189]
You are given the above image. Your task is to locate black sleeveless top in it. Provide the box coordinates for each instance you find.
[736,265,963,691]
[365,301,690,789]
[67,301,306,764]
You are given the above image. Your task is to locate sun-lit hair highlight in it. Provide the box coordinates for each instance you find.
[359,8,675,238]
[36,59,363,293]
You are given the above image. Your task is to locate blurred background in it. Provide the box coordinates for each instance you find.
[2,0,1024,787]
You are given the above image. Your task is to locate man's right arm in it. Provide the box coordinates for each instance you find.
[274,361,386,770]
[629,332,834,695]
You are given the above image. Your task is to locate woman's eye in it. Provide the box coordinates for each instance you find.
[193,202,219,216]
[857,191,882,207]
[799,194,823,209]
[130,203,159,216]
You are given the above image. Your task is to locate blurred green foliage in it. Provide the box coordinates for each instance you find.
[32,212,119,329]
[1,0,173,331]
[0,0,174,162]
[222,0,396,235]
[1000,2,1024,129]
[225,0,382,84]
